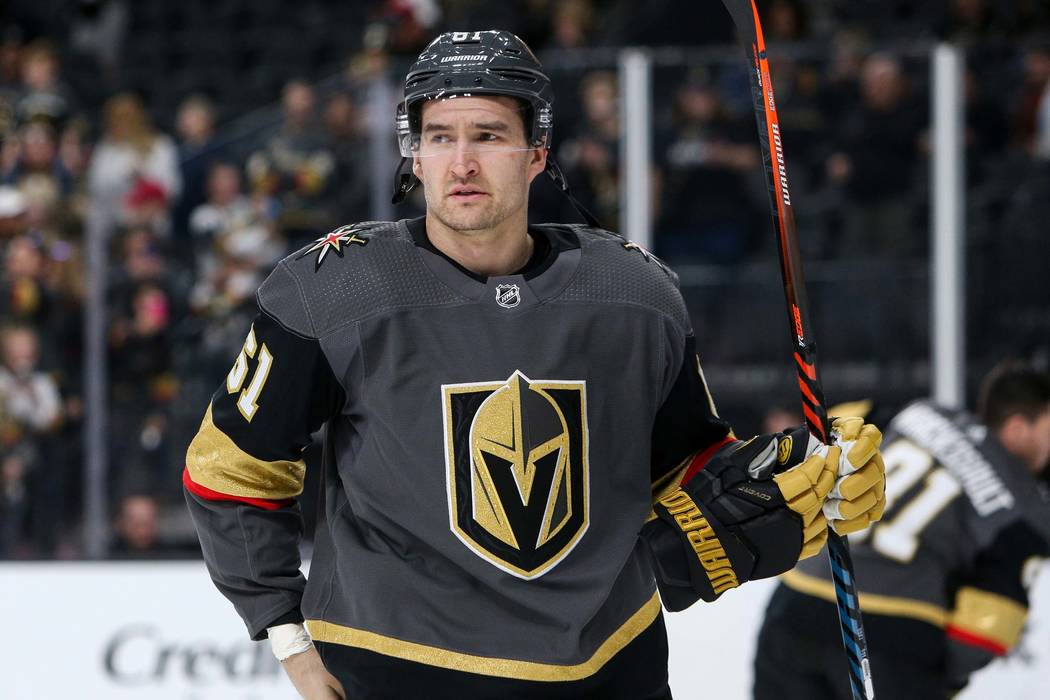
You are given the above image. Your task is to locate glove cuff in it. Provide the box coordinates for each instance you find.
[680,435,737,485]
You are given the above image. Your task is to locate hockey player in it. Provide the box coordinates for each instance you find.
[754,361,1050,700]
[184,30,886,700]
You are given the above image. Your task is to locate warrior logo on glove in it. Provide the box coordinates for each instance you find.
[442,372,589,579]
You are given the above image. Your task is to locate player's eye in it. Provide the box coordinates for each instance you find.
[478,132,500,142]
[430,134,451,144]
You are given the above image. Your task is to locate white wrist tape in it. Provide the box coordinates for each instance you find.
[268,622,314,661]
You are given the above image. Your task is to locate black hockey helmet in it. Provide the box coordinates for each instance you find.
[392,29,597,226]
[395,30,554,158]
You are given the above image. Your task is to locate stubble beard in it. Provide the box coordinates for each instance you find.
[429,190,522,234]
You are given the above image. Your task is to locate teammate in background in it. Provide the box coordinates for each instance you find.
[754,361,1050,700]
[184,31,886,700]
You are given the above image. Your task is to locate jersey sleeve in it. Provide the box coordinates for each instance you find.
[946,519,1049,687]
[642,328,734,612]
[649,332,734,500]
[183,264,345,640]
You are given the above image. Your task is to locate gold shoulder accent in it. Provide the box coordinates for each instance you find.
[307,592,661,682]
[781,569,948,628]
[950,586,1027,650]
[185,404,306,499]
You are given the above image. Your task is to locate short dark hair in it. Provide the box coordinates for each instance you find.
[977,361,1050,430]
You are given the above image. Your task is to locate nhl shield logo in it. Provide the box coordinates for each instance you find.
[441,371,589,579]
[495,283,520,308]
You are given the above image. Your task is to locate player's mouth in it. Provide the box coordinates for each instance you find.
[448,186,488,202]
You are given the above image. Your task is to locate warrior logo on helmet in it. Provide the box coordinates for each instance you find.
[442,371,589,578]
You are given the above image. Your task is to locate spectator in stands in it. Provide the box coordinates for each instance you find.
[88,92,181,227]
[108,282,177,497]
[655,77,760,263]
[825,52,924,258]
[0,324,63,557]
[174,94,225,243]
[15,40,76,130]
[322,93,370,223]
[111,490,200,559]
[122,176,171,238]
[1014,48,1050,157]
[189,162,282,376]
[763,0,810,41]
[189,161,254,251]
[110,492,161,559]
[548,0,595,50]
[555,71,621,228]
[0,26,22,98]
[1028,53,1050,161]
[246,79,335,248]
[2,122,74,235]
[0,234,55,347]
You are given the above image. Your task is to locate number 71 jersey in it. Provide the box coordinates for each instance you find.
[789,400,1050,631]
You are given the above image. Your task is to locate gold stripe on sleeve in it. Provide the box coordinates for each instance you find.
[781,569,948,628]
[949,586,1027,650]
[307,592,661,682]
[185,403,306,499]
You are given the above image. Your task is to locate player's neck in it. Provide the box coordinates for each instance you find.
[424,210,534,278]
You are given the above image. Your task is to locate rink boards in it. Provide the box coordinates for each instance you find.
[1,561,1046,698]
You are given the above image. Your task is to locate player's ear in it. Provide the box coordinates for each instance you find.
[526,147,547,184]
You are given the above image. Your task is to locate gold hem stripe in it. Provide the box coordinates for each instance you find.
[781,569,948,628]
[949,587,1026,649]
[306,592,661,682]
[185,404,305,499]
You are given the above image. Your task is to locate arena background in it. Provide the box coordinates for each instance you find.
[0,1,1048,697]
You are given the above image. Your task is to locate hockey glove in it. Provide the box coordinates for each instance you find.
[821,417,886,535]
[651,427,834,603]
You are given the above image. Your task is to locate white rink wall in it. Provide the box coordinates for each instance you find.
[1,562,1047,699]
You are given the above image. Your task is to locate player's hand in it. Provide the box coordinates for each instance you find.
[821,417,885,535]
[764,426,836,559]
[282,646,347,700]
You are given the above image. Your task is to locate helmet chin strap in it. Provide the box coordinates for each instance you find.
[391,157,418,204]
[392,153,601,229]
[543,154,600,228]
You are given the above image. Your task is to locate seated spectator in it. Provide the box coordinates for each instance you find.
[0,234,55,343]
[2,122,75,235]
[246,79,335,248]
[825,52,924,258]
[0,324,62,558]
[322,93,370,224]
[655,77,760,263]
[554,71,621,228]
[110,491,200,559]
[185,162,282,380]
[0,185,28,244]
[549,0,595,50]
[14,40,76,130]
[108,282,178,498]
[87,92,181,228]
[174,94,225,242]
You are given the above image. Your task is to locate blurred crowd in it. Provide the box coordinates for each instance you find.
[0,0,1048,559]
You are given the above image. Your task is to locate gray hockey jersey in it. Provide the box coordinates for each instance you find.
[787,400,1050,655]
[184,218,730,692]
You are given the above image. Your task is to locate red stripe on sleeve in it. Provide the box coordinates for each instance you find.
[946,625,1009,657]
[182,467,293,511]
[682,436,737,485]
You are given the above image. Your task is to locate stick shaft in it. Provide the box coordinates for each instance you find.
[717,2,875,698]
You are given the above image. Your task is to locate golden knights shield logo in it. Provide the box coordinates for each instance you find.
[442,371,589,579]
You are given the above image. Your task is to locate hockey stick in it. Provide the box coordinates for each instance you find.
[717,2,875,698]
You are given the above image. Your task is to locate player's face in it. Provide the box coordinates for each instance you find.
[415,96,546,233]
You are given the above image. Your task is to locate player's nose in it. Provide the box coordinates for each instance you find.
[449,145,479,179]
